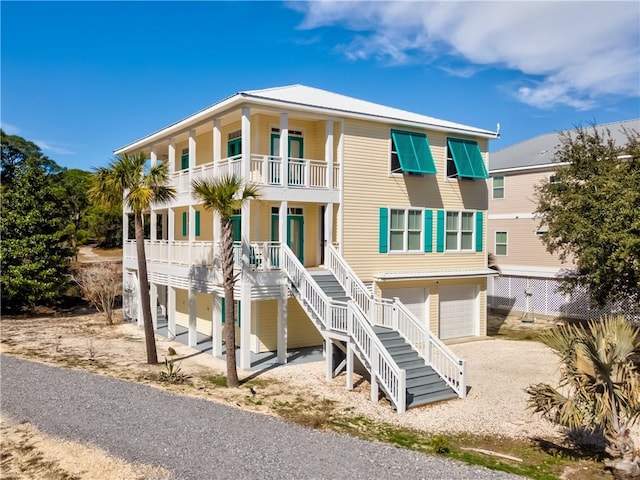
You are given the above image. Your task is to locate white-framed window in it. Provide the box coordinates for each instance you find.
[445,211,475,251]
[495,231,508,256]
[493,176,505,199]
[389,208,423,252]
[549,174,560,184]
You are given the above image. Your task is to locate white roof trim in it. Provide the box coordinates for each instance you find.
[497,265,568,278]
[116,85,498,153]
[374,268,499,281]
[489,162,570,175]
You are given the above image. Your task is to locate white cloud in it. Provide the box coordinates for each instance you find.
[291,1,640,109]
[1,123,22,135]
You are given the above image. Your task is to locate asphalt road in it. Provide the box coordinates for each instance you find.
[1,355,524,479]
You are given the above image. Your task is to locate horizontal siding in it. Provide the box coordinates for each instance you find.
[341,120,488,281]
[489,169,552,215]
[255,298,323,353]
[489,217,573,268]
[175,288,188,328]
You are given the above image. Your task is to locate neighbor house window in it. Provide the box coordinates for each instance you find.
[549,174,560,184]
[493,176,505,199]
[495,231,508,256]
[390,130,437,175]
[445,211,475,251]
[389,208,423,251]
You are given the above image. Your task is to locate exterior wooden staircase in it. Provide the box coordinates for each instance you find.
[281,244,466,413]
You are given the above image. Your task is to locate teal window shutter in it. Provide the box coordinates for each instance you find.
[447,138,489,179]
[424,210,433,252]
[181,154,189,170]
[436,210,445,253]
[195,211,201,237]
[237,301,241,327]
[221,297,225,324]
[391,130,437,174]
[379,208,389,253]
[182,212,187,237]
[475,212,483,252]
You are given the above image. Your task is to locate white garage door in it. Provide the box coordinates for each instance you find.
[439,285,478,340]
[383,287,428,325]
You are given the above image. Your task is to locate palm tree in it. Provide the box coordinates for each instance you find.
[526,316,640,477]
[90,152,176,364]
[191,174,259,387]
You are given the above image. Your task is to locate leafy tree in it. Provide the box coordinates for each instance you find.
[526,317,640,478]
[191,174,259,387]
[535,125,640,310]
[90,153,176,364]
[85,197,123,247]
[1,131,74,312]
[60,169,92,256]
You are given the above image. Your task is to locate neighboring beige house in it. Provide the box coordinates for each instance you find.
[487,119,640,321]
[118,85,498,412]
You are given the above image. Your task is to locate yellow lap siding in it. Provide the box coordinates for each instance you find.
[175,288,188,328]
[195,292,212,334]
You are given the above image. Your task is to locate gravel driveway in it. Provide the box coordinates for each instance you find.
[1,355,524,480]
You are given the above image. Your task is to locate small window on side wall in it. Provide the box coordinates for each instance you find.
[495,231,508,255]
[493,176,505,199]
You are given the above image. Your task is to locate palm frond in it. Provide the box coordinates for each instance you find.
[191,174,259,218]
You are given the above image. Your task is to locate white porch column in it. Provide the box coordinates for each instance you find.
[346,342,354,390]
[338,120,345,254]
[279,200,288,258]
[150,282,158,330]
[280,113,288,186]
[212,293,223,357]
[213,119,221,263]
[168,208,175,262]
[150,212,157,242]
[277,283,288,364]
[168,138,175,173]
[189,129,196,172]
[168,285,176,338]
[324,203,334,265]
[187,204,197,347]
[134,272,143,327]
[325,119,334,189]
[150,147,157,167]
[239,108,253,370]
[325,339,333,380]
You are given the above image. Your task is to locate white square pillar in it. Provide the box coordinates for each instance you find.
[277,283,288,364]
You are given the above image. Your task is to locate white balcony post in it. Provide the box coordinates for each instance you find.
[150,282,158,330]
[325,339,333,380]
[168,138,175,173]
[279,201,288,260]
[134,271,143,328]
[213,119,221,263]
[324,203,333,266]
[346,342,354,390]
[168,208,175,262]
[212,293,223,357]
[188,285,197,347]
[277,283,288,364]
[280,113,288,186]
[150,147,157,167]
[241,108,251,180]
[325,119,333,189]
[150,212,157,242]
[168,285,176,338]
[338,120,345,252]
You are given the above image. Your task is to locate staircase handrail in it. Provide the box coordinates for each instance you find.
[394,300,466,398]
[325,245,466,400]
[348,302,407,413]
[281,245,350,332]
[326,244,374,318]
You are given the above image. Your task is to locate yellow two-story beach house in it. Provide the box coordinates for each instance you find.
[118,85,499,412]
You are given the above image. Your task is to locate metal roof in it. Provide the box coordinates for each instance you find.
[116,84,497,152]
[489,119,640,172]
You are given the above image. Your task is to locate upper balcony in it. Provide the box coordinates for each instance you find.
[171,153,341,203]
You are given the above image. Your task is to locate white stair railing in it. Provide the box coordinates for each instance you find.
[326,244,466,399]
[281,244,406,412]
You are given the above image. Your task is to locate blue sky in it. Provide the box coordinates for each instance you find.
[2,1,639,171]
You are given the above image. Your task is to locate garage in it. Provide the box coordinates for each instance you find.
[382,287,429,325]
[439,285,478,340]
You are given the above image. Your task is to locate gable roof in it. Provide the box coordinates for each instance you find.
[116,84,497,153]
[490,118,640,173]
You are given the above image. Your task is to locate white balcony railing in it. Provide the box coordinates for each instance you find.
[170,154,339,193]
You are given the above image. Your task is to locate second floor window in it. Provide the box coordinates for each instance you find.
[390,208,422,251]
[181,148,189,170]
[495,231,508,255]
[446,211,474,251]
[390,130,437,175]
[493,176,505,199]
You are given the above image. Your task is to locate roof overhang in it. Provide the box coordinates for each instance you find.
[373,268,499,281]
[489,162,570,175]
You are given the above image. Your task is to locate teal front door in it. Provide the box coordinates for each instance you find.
[271,214,304,264]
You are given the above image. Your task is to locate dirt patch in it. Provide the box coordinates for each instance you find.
[0,414,169,480]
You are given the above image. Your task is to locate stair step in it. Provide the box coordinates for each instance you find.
[407,390,458,408]
[406,374,441,388]
[378,338,406,348]
[387,344,414,355]
[408,381,453,397]
[391,351,421,363]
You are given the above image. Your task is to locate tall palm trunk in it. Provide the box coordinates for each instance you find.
[221,216,239,387]
[134,213,158,364]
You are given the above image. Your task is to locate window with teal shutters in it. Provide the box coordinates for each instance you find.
[181,153,189,170]
[446,138,489,179]
[221,297,225,324]
[475,212,483,252]
[423,210,433,252]
[436,210,445,253]
[181,212,187,237]
[195,211,201,237]
[390,130,437,174]
[221,298,240,325]
[379,208,389,253]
